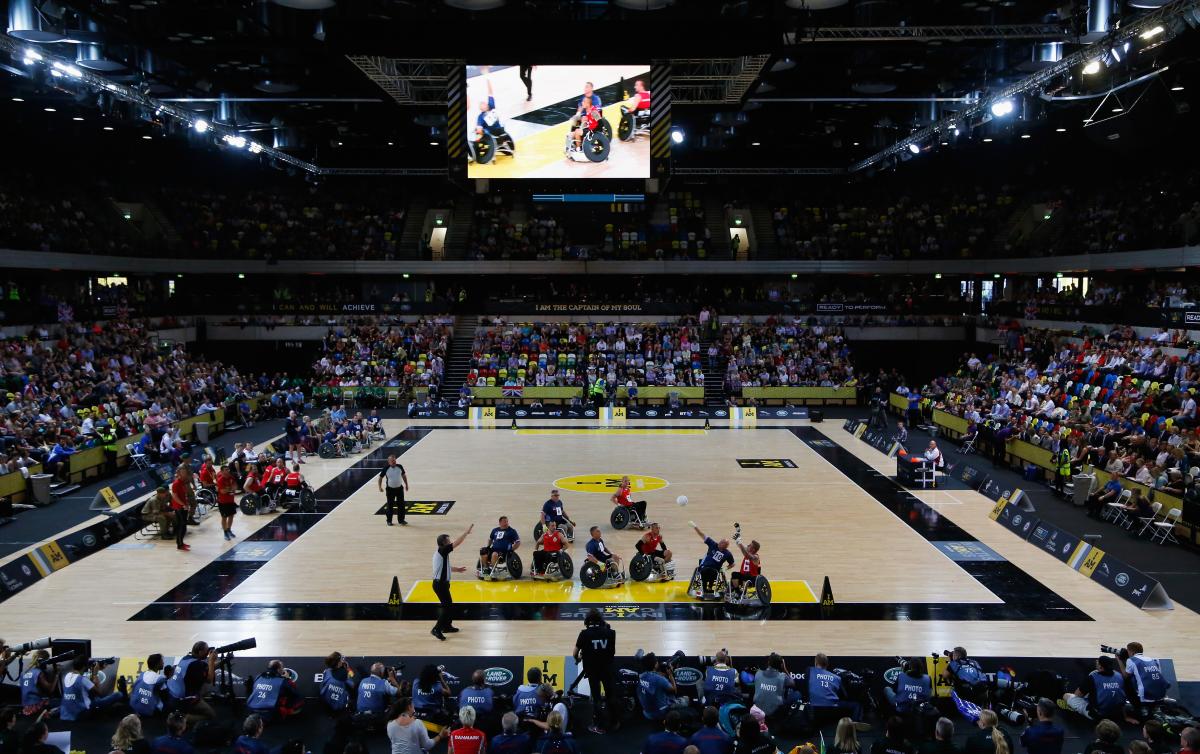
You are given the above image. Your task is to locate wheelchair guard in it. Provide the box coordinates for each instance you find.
[580,560,626,590]
[477,549,523,581]
[530,551,574,582]
[687,566,728,601]
[239,492,263,515]
[564,129,611,163]
[728,574,772,608]
[279,484,317,513]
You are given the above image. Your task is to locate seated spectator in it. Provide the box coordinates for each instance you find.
[112,714,150,754]
[450,706,487,754]
[872,716,916,754]
[1140,720,1174,754]
[234,715,270,754]
[1020,699,1064,754]
[690,707,734,754]
[963,711,1012,754]
[1083,721,1125,754]
[151,712,194,754]
[644,711,688,754]
[918,718,958,754]
[536,711,579,754]
[832,717,862,754]
[492,712,534,754]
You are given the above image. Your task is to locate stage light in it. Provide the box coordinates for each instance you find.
[429,141,439,146]
[43,107,55,112]
[1171,85,1185,91]
[1141,25,1165,39]
[907,143,920,154]
[982,137,993,142]
[1055,127,1067,132]
[142,135,152,140]
[223,134,246,148]
[1112,107,1123,112]
[387,141,394,146]
[1082,60,1102,75]
[935,273,942,279]
[237,274,245,279]
[751,141,761,146]
[852,141,860,146]
[993,273,1001,279]
[1020,134,1031,139]
[403,273,411,279]
[102,126,113,131]
[670,129,684,144]
[72,116,83,121]
[990,99,1014,117]
[193,119,209,133]
[791,274,798,280]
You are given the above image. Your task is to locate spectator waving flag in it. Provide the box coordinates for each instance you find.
[502,384,524,397]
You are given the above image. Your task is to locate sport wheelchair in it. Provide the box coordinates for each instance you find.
[610,504,648,531]
[476,549,523,581]
[686,564,771,607]
[469,129,515,165]
[629,552,675,583]
[529,550,574,582]
[239,483,316,515]
[317,440,346,459]
[579,559,627,590]
[617,105,650,142]
[564,117,612,163]
[532,520,575,543]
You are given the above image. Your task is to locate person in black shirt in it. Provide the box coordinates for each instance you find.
[1141,720,1175,754]
[431,524,474,641]
[1083,721,1125,754]
[872,716,916,754]
[573,609,618,735]
[1019,699,1064,754]
[20,722,59,754]
[918,718,959,754]
[0,709,17,754]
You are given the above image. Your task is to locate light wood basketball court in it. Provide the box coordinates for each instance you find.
[3,419,1198,680]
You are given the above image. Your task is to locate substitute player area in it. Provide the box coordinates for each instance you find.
[219,427,993,605]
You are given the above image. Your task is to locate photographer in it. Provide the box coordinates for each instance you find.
[354,663,400,723]
[130,654,169,718]
[18,650,61,714]
[1019,699,1064,754]
[942,648,988,700]
[1061,656,1126,723]
[165,642,217,725]
[246,659,304,722]
[751,654,795,722]
[575,609,618,735]
[514,668,545,723]
[527,685,569,736]
[319,652,357,714]
[702,652,740,709]
[1117,643,1170,722]
[884,658,931,716]
[637,653,689,722]
[60,654,126,721]
[807,653,862,723]
[459,671,497,735]
[413,665,453,722]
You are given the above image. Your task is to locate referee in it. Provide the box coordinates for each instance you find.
[377,454,409,526]
[432,524,474,641]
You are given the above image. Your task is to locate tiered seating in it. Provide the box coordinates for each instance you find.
[719,319,856,392]
[310,318,453,398]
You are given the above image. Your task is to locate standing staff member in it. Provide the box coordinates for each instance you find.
[170,466,191,551]
[378,455,409,526]
[216,463,238,541]
[519,64,534,101]
[574,608,618,735]
[432,523,474,641]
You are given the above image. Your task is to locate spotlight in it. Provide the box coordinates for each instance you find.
[1171,85,1185,92]
[990,99,1014,117]
[1020,134,1031,139]
[24,48,43,62]
[237,273,245,279]
[193,119,209,133]
[102,126,113,131]
[982,137,994,142]
[72,116,83,121]
[907,143,920,154]
[1140,25,1165,39]
[142,135,152,140]
[12,97,24,102]
[402,273,411,279]
[1082,60,1102,75]
[751,141,761,146]
[223,134,247,148]
[670,129,684,144]
[43,107,56,112]
[934,273,943,279]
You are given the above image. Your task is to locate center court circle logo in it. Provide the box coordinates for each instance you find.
[553,474,670,493]
[484,667,514,687]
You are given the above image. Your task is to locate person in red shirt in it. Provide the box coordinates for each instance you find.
[284,464,304,489]
[243,464,263,495]
[169,466,191,551]
[216,463,238,541]
[533,521,567,578]
[449,705,487,754]
[611,475,648,524]
[636,522,673,577]
[197,458,216,491]
[730,538,762,595]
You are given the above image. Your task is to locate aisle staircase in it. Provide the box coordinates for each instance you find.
[398,196,428,257]
[749,203,777,259]
[441,320,479,396]
[699,339,727,407]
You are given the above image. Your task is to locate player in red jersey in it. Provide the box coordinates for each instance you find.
[532,521,568,578]
[729,538,762,595]
[635,522,673,581]
[611,475,647,524]
[625,79,650,111]
[570,81,603,151]
[216,462,238,541]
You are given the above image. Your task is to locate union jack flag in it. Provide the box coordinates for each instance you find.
[502,384,524,397]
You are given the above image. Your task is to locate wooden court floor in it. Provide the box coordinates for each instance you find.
[4,419,1200,680]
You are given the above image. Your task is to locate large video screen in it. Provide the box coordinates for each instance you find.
[466,64,651,179]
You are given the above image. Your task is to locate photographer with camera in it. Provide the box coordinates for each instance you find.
[413,665,453,722]
[884,659,932,717]
[1115,643,1170,723]
[1018,699,1064,754]
[1061,656,1127,723]
[246,660,304,722]
[807,653,862,723]
[354,663,400,724]
[60,654,125,721]
[702,652,740,709]
[941,648,989,701]
[751,654,796,724]
[130,654,169,718]
[165,642,217,725]
[574,608,618,735]
[460,671,497,735]
[514,668,546,724]
[526,685,569,736]
[638,653,690,722]
[18,650,61,714]
[319,652,357,714]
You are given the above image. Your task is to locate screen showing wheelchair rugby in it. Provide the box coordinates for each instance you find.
[466,64,652,179]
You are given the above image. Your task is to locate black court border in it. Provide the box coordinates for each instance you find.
[131,426,1090,622]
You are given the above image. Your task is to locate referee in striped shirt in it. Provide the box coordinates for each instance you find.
[377,455,409,526]
[432,523,474,641]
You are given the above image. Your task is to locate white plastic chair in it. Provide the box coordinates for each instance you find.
[127,443,151,470]
[1103,488,1132,525]
[1149,508,1181,545]
[1135,501,1163,537]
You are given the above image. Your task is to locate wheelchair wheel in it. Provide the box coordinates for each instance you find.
[618,111,634,142]
[579,561,606,589]
[299,488,316,513]
[239,493,260,515]
[754,575,772,606]
[318,441,337,459]
[474,132,496,165]
[597,118,612,140]
[629,552,652,582]
[561,522,574,541]
[196,487,215,507]
[533,521,544,541]
[582,131,610,162]
[610,506,630,530]
[558,552,574,580]
[506,551,523,579]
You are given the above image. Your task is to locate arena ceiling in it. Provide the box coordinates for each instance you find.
[2,0,1198,171]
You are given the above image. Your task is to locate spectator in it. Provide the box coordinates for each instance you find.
[1179,729,1200,754]
[1020,700,1064,754]
[1084,721,1125,754]
[234,715,270,754]
[536,711,579,754]
[387,696,447,754]
[151,712,194,754]
[449,706,487,754]
[690,707,734,754]
[492,712,533,754]
[919,718,958,754]
[644,711,689,754]
[872,717,916,754]
[833,717,862,754]
[964,711,1012,754]
[1141,720,1174,754]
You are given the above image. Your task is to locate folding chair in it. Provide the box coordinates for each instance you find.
[1135,502,1164,537]
[1149,508,1181,545]
[1103,489,1132,526]
[959,431,978,456]
[127,443,151,471]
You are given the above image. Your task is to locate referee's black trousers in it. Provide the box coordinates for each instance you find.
[432,579,454,630]
[385,486,405,524]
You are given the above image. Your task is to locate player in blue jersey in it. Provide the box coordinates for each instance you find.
[474,75,514,160]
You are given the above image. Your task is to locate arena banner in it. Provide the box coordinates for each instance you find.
[1027,520,1083,566]
[407,405,809,421]
[988,496,1039,539]
[1072,544,1173,610]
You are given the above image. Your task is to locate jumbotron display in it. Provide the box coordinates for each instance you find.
[466,64,652,179]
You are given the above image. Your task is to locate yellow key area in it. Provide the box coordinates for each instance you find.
[405,579,817,604]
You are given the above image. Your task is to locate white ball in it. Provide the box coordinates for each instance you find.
[676,495,689,507]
